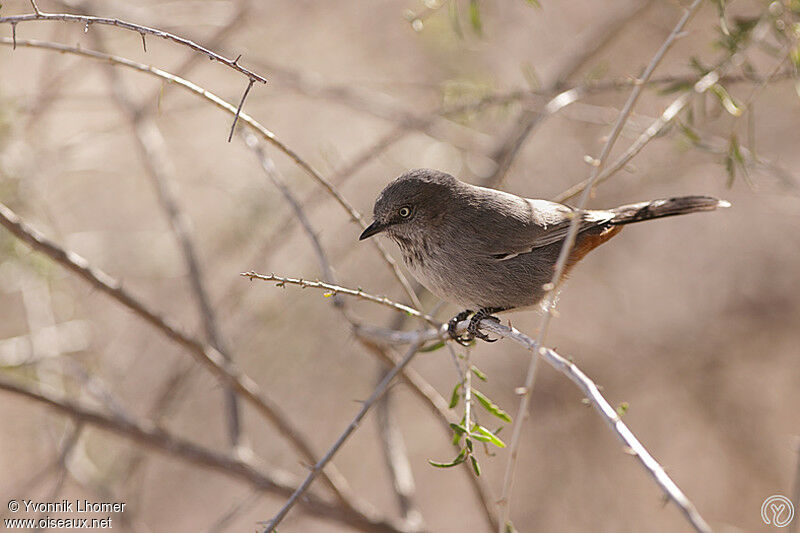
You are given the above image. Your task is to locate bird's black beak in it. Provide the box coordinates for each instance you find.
[359,220,387,240]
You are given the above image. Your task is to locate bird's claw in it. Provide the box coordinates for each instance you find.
[468,310,500,342]
[448,310,474,345]
[448,309,501,344]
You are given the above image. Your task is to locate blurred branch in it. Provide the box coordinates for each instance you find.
[499,2,708,531]
[0,201,364,516]
[481,0,654,187]
[262,341,424,533]
[375,367,424,533]
[0,37,421,310]
[0,376,413,533]
[84,24,243,451]
[0,9,266,82]
[552,67,726,203]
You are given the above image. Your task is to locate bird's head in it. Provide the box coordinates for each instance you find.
[359,169,458,241]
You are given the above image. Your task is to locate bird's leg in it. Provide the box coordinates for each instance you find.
[467,307,505,342]
[448,309,474,346]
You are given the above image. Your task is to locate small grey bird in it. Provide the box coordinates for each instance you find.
[360,169,729,344]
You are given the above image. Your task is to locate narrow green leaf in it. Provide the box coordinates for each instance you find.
[449,382,462,409]
[470,365,488,381]
[429,448,467,468]
[525,0,541,7]
[710,84,743,116]
[449,422,467,435]
[472,389,512,422]
[505,522,519,533]
[474,425,507,448]
[449,0,464,39]
[469,0,483,36]
[724,154,736,188]
[470,455,482,476]
[730,134,745,165]
[420,340,446,353]
[678,122,701,145]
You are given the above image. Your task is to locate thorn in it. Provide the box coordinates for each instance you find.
[228,78,256,142]
[11,23,16,50]
[140,32,147,52]
[233,54,242,65]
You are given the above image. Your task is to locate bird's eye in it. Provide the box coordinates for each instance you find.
[398,206,413,218]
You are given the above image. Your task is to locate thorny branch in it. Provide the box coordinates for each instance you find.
[0,9,266,82]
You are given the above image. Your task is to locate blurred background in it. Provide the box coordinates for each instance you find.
[1,0,799,531]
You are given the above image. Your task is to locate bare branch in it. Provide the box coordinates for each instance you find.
[0,10,266,82]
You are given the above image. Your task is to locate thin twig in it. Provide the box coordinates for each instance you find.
[0,11,266,82]
[498,2,706,531]
[0,376,412,533]
[262,341,424,533]
[242,272,438,326]
[228,78,255,142]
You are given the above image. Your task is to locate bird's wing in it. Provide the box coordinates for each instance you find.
[472,197,614,260]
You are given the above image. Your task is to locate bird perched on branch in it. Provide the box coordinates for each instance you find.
[360,169,729,345]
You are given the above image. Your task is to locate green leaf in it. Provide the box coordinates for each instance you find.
[678,122,701,146]
[449,422,467,435]
[420,340,446,353]
[724,154,736,188]
[470,455,482,476]
[473,425,507,448]
[710,84,743,116]
[449,383,462,409]
[469,0,483,36]
[505,522,519,533]
[449,0,464,39]
[470,365,488,381]
[472,389,512,422]
[525,0,541,7]
[616,402,629,417]
[429,448,468,468]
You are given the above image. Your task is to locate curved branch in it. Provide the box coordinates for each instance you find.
[0,11,266,82]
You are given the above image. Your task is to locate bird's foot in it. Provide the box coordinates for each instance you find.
[448,310,474,346]
[467,308,502,342]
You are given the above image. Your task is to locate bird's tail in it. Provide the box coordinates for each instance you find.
[608,195,730,226]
